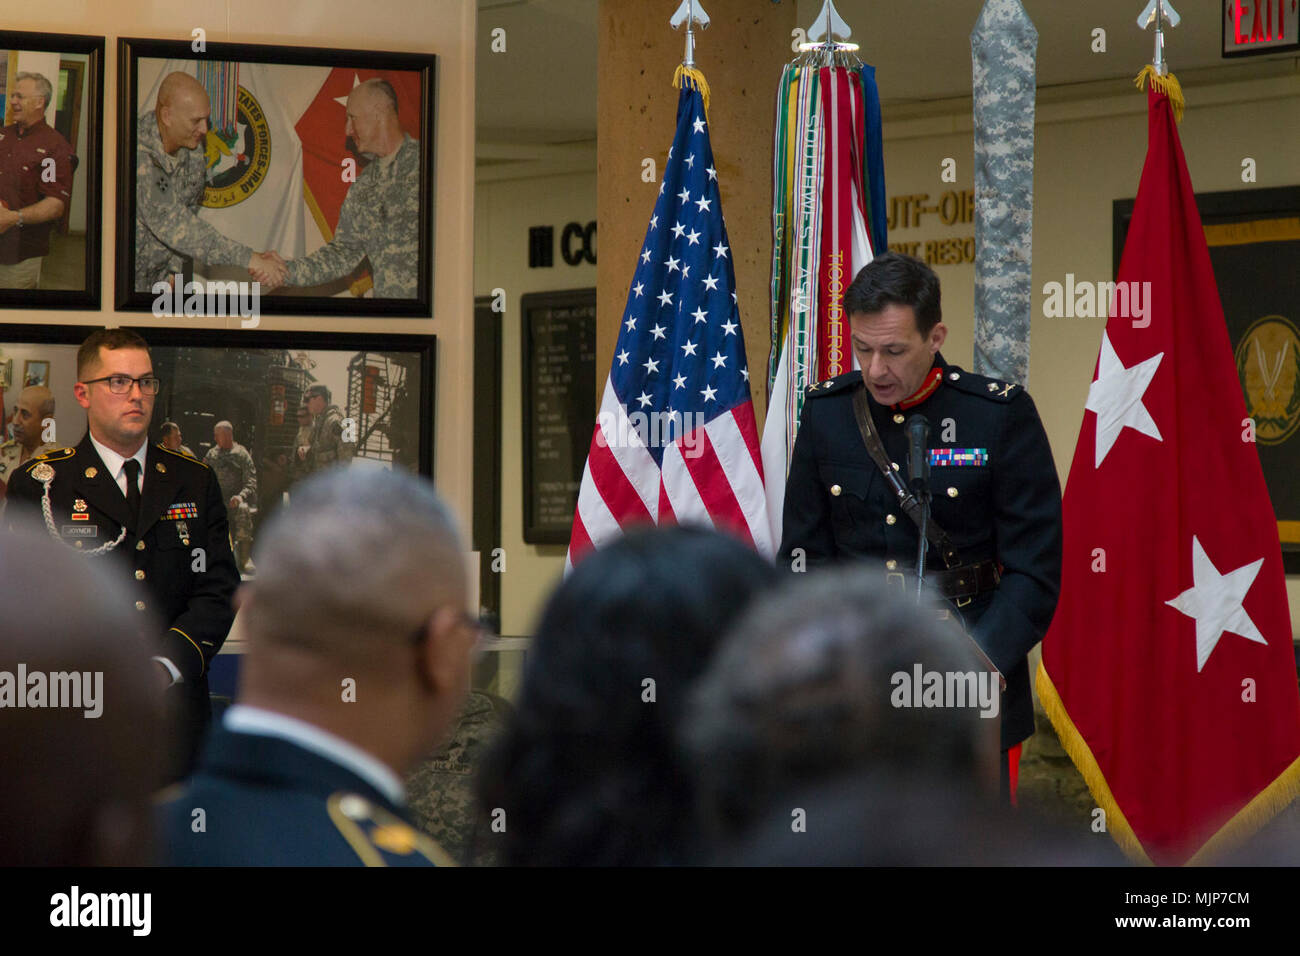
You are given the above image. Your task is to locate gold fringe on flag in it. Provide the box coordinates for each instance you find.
[1037,661,1300,865]
[673,64,711,119]
[1134,64,1184,124]
[1035,662,1154,866]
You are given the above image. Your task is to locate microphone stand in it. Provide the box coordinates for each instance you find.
[906,414,931,604]
[914,483,929,603]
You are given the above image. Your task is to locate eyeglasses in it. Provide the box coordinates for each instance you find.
[81,374,162,395]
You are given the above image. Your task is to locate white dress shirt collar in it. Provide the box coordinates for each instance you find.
[88,432,147,494]
[222,704,407,806]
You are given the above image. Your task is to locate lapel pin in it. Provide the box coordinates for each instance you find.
[156,462,166,473]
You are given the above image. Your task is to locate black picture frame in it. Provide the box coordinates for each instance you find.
[1114,185,1300,573]
[0,323,435,561]
[115,37,436,317]
[0,30,104,310]
[520,288,597,545]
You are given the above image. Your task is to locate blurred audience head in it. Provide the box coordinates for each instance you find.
[0,531,166,865]
[475,526,779,866]
[683,564,1001,858]
[238,467,473,776]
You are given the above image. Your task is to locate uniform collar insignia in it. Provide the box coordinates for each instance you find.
[892,365,944,412]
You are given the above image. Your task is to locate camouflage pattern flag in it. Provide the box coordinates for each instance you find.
[970,0,1037,386]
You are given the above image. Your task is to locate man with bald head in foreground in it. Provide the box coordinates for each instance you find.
[134,71,286,292]
[0,385,57,497]
[162,468,475,865]
[282,78,420,298]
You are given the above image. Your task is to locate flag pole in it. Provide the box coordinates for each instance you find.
[1135,0,1184,121]
[801,0,861,68]
[670,0,709,70]
[670,0,712,111]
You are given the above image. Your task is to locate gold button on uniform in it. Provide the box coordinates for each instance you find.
[892,413,905,424]
[886,559,898,570]
[73,541,84,550]
[136,540,146,551]
[886,514,897,525]
[135,600,146,611]
[134,570,145,580]
[947,486,958,498]
[830,484,842,497]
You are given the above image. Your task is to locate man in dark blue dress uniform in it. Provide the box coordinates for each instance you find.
[5,329,239,778]
[778,252,1063,799]
[161,467,476,866]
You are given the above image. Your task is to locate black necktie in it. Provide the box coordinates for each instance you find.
[123,459,142,532]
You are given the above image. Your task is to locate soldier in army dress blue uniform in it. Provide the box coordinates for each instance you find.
[5,329,239,777]
[778,253,1062,798]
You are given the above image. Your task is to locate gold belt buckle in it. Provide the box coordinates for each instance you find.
[955,594,972,608]
[885,571,906,594]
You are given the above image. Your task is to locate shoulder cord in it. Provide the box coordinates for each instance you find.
[38,472,126,557]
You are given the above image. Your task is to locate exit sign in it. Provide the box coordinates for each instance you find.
[1223,0,1300,56]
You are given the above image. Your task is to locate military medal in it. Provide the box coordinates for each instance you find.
[32,462,54,482]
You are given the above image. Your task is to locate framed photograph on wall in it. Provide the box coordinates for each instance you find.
[115,37,436,317]
[0,323,435,568]
[0,30,104,310]
[22,359,49,388]
[1115,185,1300,571]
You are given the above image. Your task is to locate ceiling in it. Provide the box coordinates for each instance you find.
[476,0,1297,153]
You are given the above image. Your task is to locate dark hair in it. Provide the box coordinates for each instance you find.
[843,251,942,335]
[683,564,994,847]
[305,384,331,403]
[159,421,180,437]
[474,526,778,866]
[77,328,150,381]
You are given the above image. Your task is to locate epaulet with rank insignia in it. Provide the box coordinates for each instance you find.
[326,792,457,867]
[804,371,862,398]
[157,444,208,468]
[24,446,75,473]
[942,367,1021,403]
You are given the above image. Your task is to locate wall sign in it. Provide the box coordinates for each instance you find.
[1222,0,1299,57]
[521,288,597,545]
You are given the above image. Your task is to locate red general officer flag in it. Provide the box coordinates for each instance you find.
[295,67,422,241]
[1038,79,1300,866]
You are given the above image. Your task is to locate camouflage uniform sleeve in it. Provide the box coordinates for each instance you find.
[286,186,368,289]
[238,450,258,504]
[136,151,253,270]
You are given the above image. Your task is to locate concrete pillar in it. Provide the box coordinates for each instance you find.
[596,0,798,430]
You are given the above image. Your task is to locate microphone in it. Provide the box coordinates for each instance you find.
[906,414,930,495]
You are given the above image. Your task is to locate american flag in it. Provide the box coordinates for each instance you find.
[567,83,772,568]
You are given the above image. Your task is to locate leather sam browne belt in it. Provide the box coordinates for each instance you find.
[884,558,1001,601]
